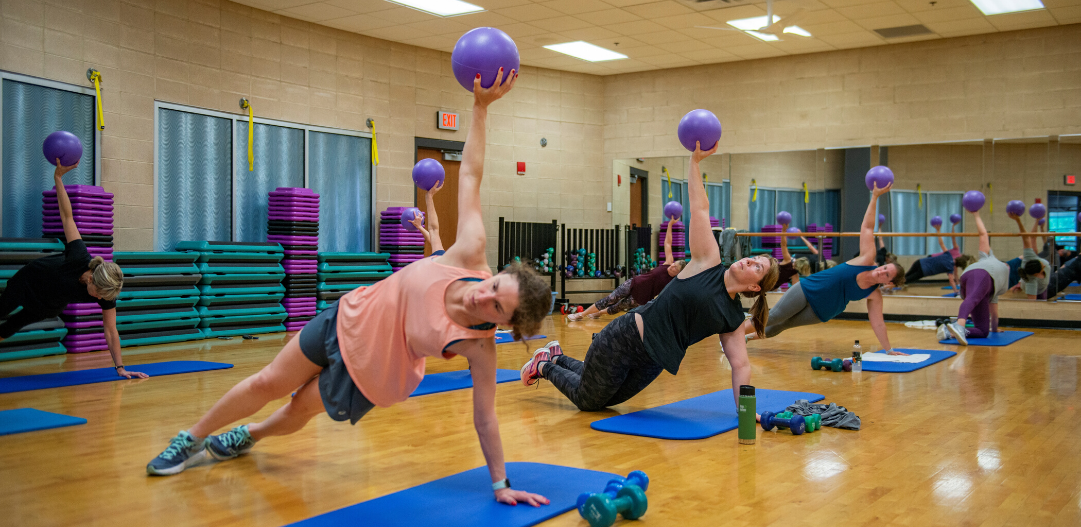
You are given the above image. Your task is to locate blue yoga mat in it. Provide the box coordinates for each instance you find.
[410,369,519,397]
[941,286,954,290]
[1064,294,1081,301]
[495,333,547,345]
[861,349,956,372]
[940,330,1033,346]
[0,361,233,394]
[943,292,958,297]
[0,408,87,436]
[590,389,824,440]
[288,462,617,527]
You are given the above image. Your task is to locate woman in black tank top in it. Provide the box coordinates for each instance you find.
[521,142,779,411]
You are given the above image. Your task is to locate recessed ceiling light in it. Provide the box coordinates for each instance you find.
[968,0,1044,15]
[385,0,484,17]
[727,15,812,40]
[544,41,628,62]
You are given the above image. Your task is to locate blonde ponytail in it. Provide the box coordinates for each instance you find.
[742,255,779,338]
[90,258,124,301]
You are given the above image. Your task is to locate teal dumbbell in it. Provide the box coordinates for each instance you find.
[760,410,806,435]
[581,485,648,527]
[774,411,820,432]
[811,356,846,372]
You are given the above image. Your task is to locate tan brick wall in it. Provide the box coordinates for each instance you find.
[0,0,606,262]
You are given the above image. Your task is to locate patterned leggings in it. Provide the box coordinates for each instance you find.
[542,314,664,411]
[593,279,638,315]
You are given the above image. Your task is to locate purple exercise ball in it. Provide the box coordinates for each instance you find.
[878,213,886,225]
[676,109,722,152]
[865,166,894,191]
[930,216,943,228]
[962,190,986,213]
[412,158,445,191]
[400,207,424,232]
[451,27,520,92]
[1006,200,1025,217]
[1029,203,1046,219]
[42,131,83,166]
[1037,218,1045,226]
[950,213,962,225]
[776,211,792,225]
[787,226,801,242]
[663,200,683,220]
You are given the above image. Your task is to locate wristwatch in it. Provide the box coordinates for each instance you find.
[492,478,511,491]
[114,365,124,370]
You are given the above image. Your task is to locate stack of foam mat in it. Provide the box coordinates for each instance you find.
[760,224,784,259]
[176,241,286,338]
[0,317,67,361]
[380,207,424,272]
[42,185,114,260]
[266,188,319,332]
[806,223,834,260]
[316,253,393,313]
[0,237,64,292]
[658,220,686,260]
[111,252,204,347]
[61,302,107,353]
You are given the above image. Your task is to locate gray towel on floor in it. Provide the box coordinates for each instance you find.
[784,399,861,430]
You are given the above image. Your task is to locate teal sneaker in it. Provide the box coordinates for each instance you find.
[147,431,205,476]
[205,425,257,461]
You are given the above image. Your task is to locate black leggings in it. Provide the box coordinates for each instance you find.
[1049,256,1081,296]
[0,281,48,339]
[904,262,926,284]
[542,314,664,411]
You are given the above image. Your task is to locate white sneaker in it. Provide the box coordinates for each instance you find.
[946,322,968,346]
[936,324,948,342]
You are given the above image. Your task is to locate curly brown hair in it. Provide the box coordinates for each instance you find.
[500,262,552,342]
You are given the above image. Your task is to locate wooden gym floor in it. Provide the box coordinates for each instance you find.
[1,315,1080,526]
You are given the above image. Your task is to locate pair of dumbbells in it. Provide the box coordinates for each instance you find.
[760,410,821,435]
[811,356,852,372]
[577,471,649,527]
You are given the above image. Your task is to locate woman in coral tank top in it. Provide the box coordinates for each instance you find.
[147,69,553,507]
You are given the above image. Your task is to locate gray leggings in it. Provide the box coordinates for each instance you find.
[764,282,823,338]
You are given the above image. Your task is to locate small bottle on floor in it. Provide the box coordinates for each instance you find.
[852,341,862,373]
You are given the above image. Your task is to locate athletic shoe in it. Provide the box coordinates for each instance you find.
[520,347,552,386]
[946,322,968,346]
[936,324,948,342]
[147,431,206,476]
[720,228,738,265]
[544,341,564,363]
[205,425,257,461]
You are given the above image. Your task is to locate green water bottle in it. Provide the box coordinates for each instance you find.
[738,385,756,445]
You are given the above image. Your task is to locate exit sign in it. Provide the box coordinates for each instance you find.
[1066,174,1076,186]
[437,110,459,131]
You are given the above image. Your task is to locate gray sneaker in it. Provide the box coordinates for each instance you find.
[205,425,257,461]
[720,228,738,265]
[946,322,968,346]
[936,324,948,342]
[147,431,206,476]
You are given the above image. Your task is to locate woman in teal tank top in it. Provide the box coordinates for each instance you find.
[747,182,909,355]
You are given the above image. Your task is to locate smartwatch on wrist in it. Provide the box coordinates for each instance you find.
[114,365,124,370]
[492,478,511,491]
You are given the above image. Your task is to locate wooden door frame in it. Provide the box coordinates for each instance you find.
[630,167,648,227]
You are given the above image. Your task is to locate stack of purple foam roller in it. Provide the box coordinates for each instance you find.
[710,216,722,229]
[658,220,686,260]
[380,207,425,272]
[266,187,319,332]
[761,224,784,259]
[60,302,107,353]
[806,223,834,260]
[42,185,114,261]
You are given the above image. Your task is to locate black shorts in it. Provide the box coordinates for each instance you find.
[298,302,375,424]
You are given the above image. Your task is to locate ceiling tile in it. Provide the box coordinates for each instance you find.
[324,0,396,14]
[279,2,358,21]
[679,48,741,63]
[912,5,985,22]
[801,19,866,33]
[698,32,756,46]
[559,26,623,40]
[322,13,398,31]
[820,0,887,8]
[401,34,461,50]
[602,19,670,34]
[923,16,995,36]
[677,26,745,39]
[405,18,473,35]
[796,9,850,24]
[529,15,597,31]
[544,0,614,15]
[237,0,317,10]
[499,22,555,38]
[769,36,837,52]
[855,13,923,30]
[836,1,909,19]
[477,0,535,8]
[634,29,694,44]
[894,0,974,12]
[365,6,439,23]
[454,11,520,27]
[1049,6,1081,23]
[497,3,566,21]
[623,1,695,18]
[703,4,768,22]
[655,38,712,52]
[638,53,700,66]
[816,29,885,46]
[724,43,788,59]
[600,0,665,7]
[577,8,645,24]
[986,8,1058,29]
[652,12,721,29]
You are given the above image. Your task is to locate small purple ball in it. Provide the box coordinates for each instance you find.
[865,166,894,191]
[878,213,886,225]
[400,207,424,232]
[451,27,520,92]
[663,201,683,220]
[787,226,801,242]
[950,213,962,225]
[930,216,943,228]
[42,131,83,166]
[776,211,792,225]
[1006,200,1026,217]
[1037,218,1045,226]
[676,109,722,152]
[412,158,445,191]
[962,190,986,213]
[1029,203,1046,219]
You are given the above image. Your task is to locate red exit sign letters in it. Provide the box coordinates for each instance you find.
[1066,174,1076,186]
[437,111,459,131]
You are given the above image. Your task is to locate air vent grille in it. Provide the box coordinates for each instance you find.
[874,24,935,38]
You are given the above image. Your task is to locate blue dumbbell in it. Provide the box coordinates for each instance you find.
[760,411,806,435]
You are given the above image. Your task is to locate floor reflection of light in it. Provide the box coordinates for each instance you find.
[803,456,848,481]
[933,473,973,502]
[977,449,1000,471]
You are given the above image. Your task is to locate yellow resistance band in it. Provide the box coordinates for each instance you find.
[803,182,808,203]
[239,99,254,171]
[369,119,379,166]
[752,179,758,202]
[988,183,993,214]
[663,166,672,198]
[917,184,922,208]
[87,69,104,130]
